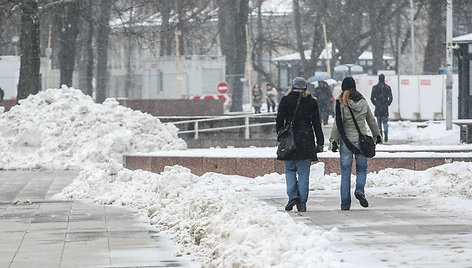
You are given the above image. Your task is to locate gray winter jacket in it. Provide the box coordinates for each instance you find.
[329,93,380,145]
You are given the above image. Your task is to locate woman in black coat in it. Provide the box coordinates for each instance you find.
[276,77,324,212]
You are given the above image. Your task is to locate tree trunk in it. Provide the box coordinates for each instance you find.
[96,0,112,103]
[251,0,270,84]
[159,0,172,56]
[368,0,385,75]
[85,0,95,97]
[175,0,185,56]
[217,0,249,112]
[78,0,95,97]
[293,0,309,77]
[125,38,134,98]
[330,0,365,65]
[58,1,80,87]
[423,1,444,74]
[17,0,40,102]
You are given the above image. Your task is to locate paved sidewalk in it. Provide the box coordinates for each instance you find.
[264,192,472,267]
[0,170,197,268]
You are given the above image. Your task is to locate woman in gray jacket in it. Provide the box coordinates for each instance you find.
[329,77,381,211]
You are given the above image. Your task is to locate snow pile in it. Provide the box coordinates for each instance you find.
[365,162,472,199]
[0,86,186,169]
[249,162,472,201]
[58,163,341,267]
[389,121,460,144]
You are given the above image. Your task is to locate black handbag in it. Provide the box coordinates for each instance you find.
[277,94,302,159]
[335,100,376,158]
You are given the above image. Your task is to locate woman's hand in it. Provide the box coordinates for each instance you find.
[331,141,338,152]
[376,136,382,144]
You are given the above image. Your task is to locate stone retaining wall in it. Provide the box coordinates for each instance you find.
[123,155,472,177]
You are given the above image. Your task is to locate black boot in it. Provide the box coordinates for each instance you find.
[384,131,388,142]
[355,190,369,208]
[285,198,299,211]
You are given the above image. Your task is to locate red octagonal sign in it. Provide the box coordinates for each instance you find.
[217,82,229,94]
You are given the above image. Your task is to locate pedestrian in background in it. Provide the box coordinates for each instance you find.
[0,87,4,106]
[276,77,324,212]
[370,74,393,142]
[266,83,278,112]
[252,83,263,113]
[313,80,333,125]
[329,77,381,211]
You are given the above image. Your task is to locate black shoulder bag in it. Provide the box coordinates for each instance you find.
[335,100,376,158]
[277,94,302,159]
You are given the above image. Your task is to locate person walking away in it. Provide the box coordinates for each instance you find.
[266,83,278,112]
[276,77,324,212]
[313,81,333,125]
[370,74,393,142]
[252,83,263,113]
[329,77,381,211]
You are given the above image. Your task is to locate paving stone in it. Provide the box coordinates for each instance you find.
[264,191,472,267]
[0,170,198,268]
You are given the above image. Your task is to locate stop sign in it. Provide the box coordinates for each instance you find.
[217,82,229,94]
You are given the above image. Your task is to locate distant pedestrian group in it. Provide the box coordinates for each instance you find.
[252,82,278,113]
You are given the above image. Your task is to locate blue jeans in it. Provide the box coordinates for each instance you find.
[284,159,311,209]
[376,117,388,134]
[339,142,367,208]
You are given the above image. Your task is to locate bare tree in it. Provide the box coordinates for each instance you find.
[217,0,249,112]
[305,0,325,77]
[77,0,95,97]
[57,1,80,87]
[96,0,112,103]
[327,0,367,65]
[292,0,309,77]
[158,0,172,56]
[423,0,445,74]
[250,0,267,84]
[17,0,41,101]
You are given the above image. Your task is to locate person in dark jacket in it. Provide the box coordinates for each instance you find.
[252,83,263,113]
[370,74,393,142]
[276,77,324,212]
[313,80,333,125]
[330,77,381,211]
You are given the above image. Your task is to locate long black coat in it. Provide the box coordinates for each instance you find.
[370,82,393,117]
[276,91,324,161]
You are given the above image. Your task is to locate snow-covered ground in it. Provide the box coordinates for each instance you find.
[1,86,471,267]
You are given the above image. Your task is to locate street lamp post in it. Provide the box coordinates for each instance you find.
[446,0,453,130]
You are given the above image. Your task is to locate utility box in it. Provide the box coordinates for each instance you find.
[142,55,225,99]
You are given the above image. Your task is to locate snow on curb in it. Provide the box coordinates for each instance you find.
[57,162,342,267]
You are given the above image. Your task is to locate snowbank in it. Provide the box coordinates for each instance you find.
[58,163,341,267]
[0,86,186,169]
[252,162,472,201]
[388,120,460,144]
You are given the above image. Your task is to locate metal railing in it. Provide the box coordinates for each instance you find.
[167,112,277,139]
